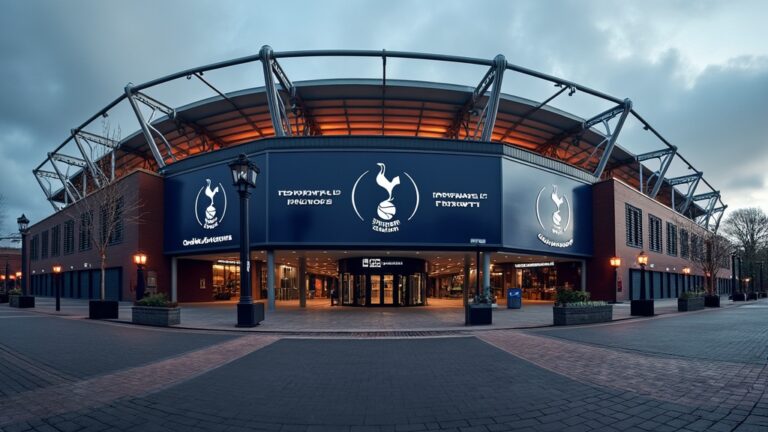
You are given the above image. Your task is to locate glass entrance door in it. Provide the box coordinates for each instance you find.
[383,275,394,304]
[370,275,381,305]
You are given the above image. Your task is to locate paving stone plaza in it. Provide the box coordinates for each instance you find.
[0,299,766,432]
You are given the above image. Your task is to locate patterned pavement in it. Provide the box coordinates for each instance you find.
[0,299,765,431]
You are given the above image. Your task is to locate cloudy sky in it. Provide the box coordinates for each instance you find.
[1,0,767,237]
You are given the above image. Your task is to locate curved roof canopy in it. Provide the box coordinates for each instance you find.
[34,47,726,231]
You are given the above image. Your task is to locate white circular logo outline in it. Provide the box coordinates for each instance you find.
[194,181,227,229]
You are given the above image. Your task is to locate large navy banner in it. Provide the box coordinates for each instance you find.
[164,149,592,256]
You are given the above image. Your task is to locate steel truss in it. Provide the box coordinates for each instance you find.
[447,54,507,142]
[31,46,726,231]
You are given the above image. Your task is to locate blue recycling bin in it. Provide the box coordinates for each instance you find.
[507,288,522,309]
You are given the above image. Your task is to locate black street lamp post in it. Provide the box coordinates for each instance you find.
[133,252,147,301]
[229,154,263,327]
[15,214,34,308]
[631,251,653,316]
[52,264,62,312]
[610,256,621,303]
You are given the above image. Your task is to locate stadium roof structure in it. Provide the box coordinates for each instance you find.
[33,46,726,231]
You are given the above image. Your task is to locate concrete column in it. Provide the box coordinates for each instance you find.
[170,257,178,303]
[482,252,491,299]
[267,250,275,310]
[463,254,470,306]
[298,256,307,308]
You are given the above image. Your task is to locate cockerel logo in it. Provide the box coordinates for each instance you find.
[536,184,572,245]
[195,178,227,229]
[375,163,400,220]
[352,162,420,233]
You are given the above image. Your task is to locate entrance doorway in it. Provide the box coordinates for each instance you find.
[339,257,426,306]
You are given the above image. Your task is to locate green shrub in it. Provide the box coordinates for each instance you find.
[8,288,21,296]
[135,293,177,307]
[678,291,705,300]
[555,288,590,306]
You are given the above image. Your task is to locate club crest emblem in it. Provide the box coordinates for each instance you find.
[536,184,573,248]
[352,163,419,233]
[195,178,227,230]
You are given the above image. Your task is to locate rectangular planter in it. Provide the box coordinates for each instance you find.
[553,305,613,326]
[465,304,492,326]
[0,293,8,304]
[89,300,119,319]
[747,292,758,300]
[732,293,747,301]
[630,299,654,316]
[704,295,721,308]
[678,297,705,312]
[132,306,180,327]
[10,295,35,308]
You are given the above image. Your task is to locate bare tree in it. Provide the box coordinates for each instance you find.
[677,217,734,295]
[66,123,142,300]
[722,207,768,283]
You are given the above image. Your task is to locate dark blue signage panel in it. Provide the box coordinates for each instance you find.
[164,154,267,254]
[501,158,592,256]
[163,148,592,257]
[267,151,501,246]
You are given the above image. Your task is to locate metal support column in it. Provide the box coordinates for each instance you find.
[463,254,470,307]
[593,99,632,178]
[480,55,506,142]
[482,252,491,300]
[47,154,79,203]
[125,84,167,168]
[649,148,676,198]
[298,256,307,308]
[253,260,263,300]
[260,45,288,137]
[267,250,276,310]
[170,257,178,303]
[72,131,103,188]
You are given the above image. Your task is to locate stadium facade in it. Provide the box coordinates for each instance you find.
[23,47,733,308]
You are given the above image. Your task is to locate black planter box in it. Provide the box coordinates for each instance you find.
[747,292,758,300]
[704,295,721,308]
[630,299,654,316]
[678,297,705,312]
[465,304,492,325]
[132,306,181,326]
[732,293,747,301]
[553,305,613,326]
[89,300,119,319]
[0,293,8,304]
[236,302,265,327]
[10,295,34,308]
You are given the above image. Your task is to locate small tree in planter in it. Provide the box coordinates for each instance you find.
[553,288,612,326]
[677,217,734,308]
[66,123,143,319]
[132,293,180,327]
[7,288,33,308]
[678,290,705,312]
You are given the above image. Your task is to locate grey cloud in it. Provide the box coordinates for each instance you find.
[726,173,766,191]
[1,0,767,229]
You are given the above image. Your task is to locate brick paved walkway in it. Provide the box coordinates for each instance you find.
[0,300,766,431]
[0,334,277,428]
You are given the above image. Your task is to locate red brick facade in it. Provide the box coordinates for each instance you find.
[588,178,731,302]
[25,170,167,301]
